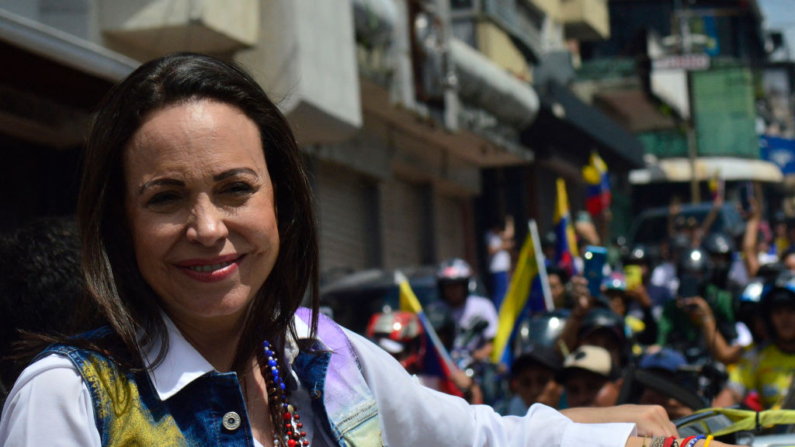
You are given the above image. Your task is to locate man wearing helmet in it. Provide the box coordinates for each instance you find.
[436,258,499,363]
[715,272,795,409]
[657,247,738,364]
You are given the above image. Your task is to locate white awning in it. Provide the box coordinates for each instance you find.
[0,8,138,82]
[630,157,784,184]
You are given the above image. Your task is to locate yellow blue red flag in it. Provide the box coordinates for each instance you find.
[398,273,463,397]
[582,152,611,218]
[491,231,543,365]
[554,178,579,276]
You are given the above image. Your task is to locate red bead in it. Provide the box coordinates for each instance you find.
[294,414,301,420]
[300,431,306,437]
[303,441,309,446]
[297,423,303,429]
[283,412,292,421]
[287,432,293,437]
[286,424,292,430]
[288,440,296,447]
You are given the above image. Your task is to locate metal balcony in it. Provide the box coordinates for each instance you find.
[560,0,609,41]
[99,0,258,56]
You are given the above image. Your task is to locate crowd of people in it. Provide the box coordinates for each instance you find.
[368,193,795,429]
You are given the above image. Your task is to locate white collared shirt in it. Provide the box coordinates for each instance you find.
[1,314,636,446]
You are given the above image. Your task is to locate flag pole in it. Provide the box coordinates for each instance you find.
[395,271,457,372]
[529,220,554,311]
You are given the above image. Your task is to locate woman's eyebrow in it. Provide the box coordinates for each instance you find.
[139,178,184,196]
[213,168,259,181]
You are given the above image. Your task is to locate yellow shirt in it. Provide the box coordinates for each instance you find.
[728,344,795,410]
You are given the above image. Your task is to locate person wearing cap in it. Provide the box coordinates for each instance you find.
[505,343,563,415]
[715,272,795,409]
[561,345,623,408]
[637,349,698,420]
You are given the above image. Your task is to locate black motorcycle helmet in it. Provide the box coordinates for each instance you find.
[678,247,712,274]
[512,309,570,360]
[702,233,735,289]
[759,271,795,342]
[677,247,712,298]
[702,232,736,255]
[624,244,650,268]
[578,308,629,367]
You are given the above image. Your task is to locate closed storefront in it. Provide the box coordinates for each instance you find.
[380,179,429,270]
[435,193,469,262]
[315,161,378,275]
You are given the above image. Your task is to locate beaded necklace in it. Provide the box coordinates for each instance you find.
[262,340,309,447]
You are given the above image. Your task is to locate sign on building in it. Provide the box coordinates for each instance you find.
[761,135,795,175]
[692,68,758,159]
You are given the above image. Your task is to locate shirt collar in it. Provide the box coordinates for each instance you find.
[143,313,311,401]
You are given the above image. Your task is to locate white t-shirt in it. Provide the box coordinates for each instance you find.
[651,262,679,298]
[450,295,499,353]
[486,231,511,273]
[1,314,636,447]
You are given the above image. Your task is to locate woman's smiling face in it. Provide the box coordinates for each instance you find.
[124,99,279,328]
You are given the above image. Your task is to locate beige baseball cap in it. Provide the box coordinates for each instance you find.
[562,345,618,380]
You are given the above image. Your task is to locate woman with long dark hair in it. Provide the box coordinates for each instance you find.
[0,53,733,447]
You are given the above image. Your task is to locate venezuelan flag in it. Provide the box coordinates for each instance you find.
[582,152,611,218]
[491,230,543,365]
[554,178,579,277]
[398,273,464,397]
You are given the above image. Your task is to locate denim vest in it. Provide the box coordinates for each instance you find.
[35,308,383,447]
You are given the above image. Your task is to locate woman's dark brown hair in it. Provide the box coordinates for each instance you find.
[78,52,319,374]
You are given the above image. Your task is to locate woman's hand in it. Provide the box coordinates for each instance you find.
[562,404,678,438]
[626,437,741,447]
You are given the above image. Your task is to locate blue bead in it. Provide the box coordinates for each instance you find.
[263,341,270,347]
[283,403,289,409]
[269,359,277,367]
[280,383,286,390]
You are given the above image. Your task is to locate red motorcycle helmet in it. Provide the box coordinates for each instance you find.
[366,311,426,373]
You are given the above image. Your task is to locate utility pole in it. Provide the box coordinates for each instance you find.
[675,0,701,203]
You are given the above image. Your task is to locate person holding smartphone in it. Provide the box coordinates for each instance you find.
[656,247,739,365]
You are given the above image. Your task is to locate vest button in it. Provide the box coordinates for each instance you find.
[222,411,241,431]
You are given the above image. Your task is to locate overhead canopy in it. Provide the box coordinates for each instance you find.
[522,80,646,171]
[629,157,784,184]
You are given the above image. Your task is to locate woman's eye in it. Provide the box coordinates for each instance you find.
[222,182,255,195]
[146,192,182,208]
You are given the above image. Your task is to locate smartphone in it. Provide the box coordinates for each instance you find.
[625,265,642,290]
[583,246,608,298]
[678,273,701,300]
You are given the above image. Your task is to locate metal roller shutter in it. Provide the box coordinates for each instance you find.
[435,193,467,261]
[381,179,426,270]
[316,162,377,275]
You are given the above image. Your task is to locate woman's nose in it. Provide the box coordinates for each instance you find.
[186,197,229,246]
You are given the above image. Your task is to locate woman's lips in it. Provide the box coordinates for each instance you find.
[176,254,245,283]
